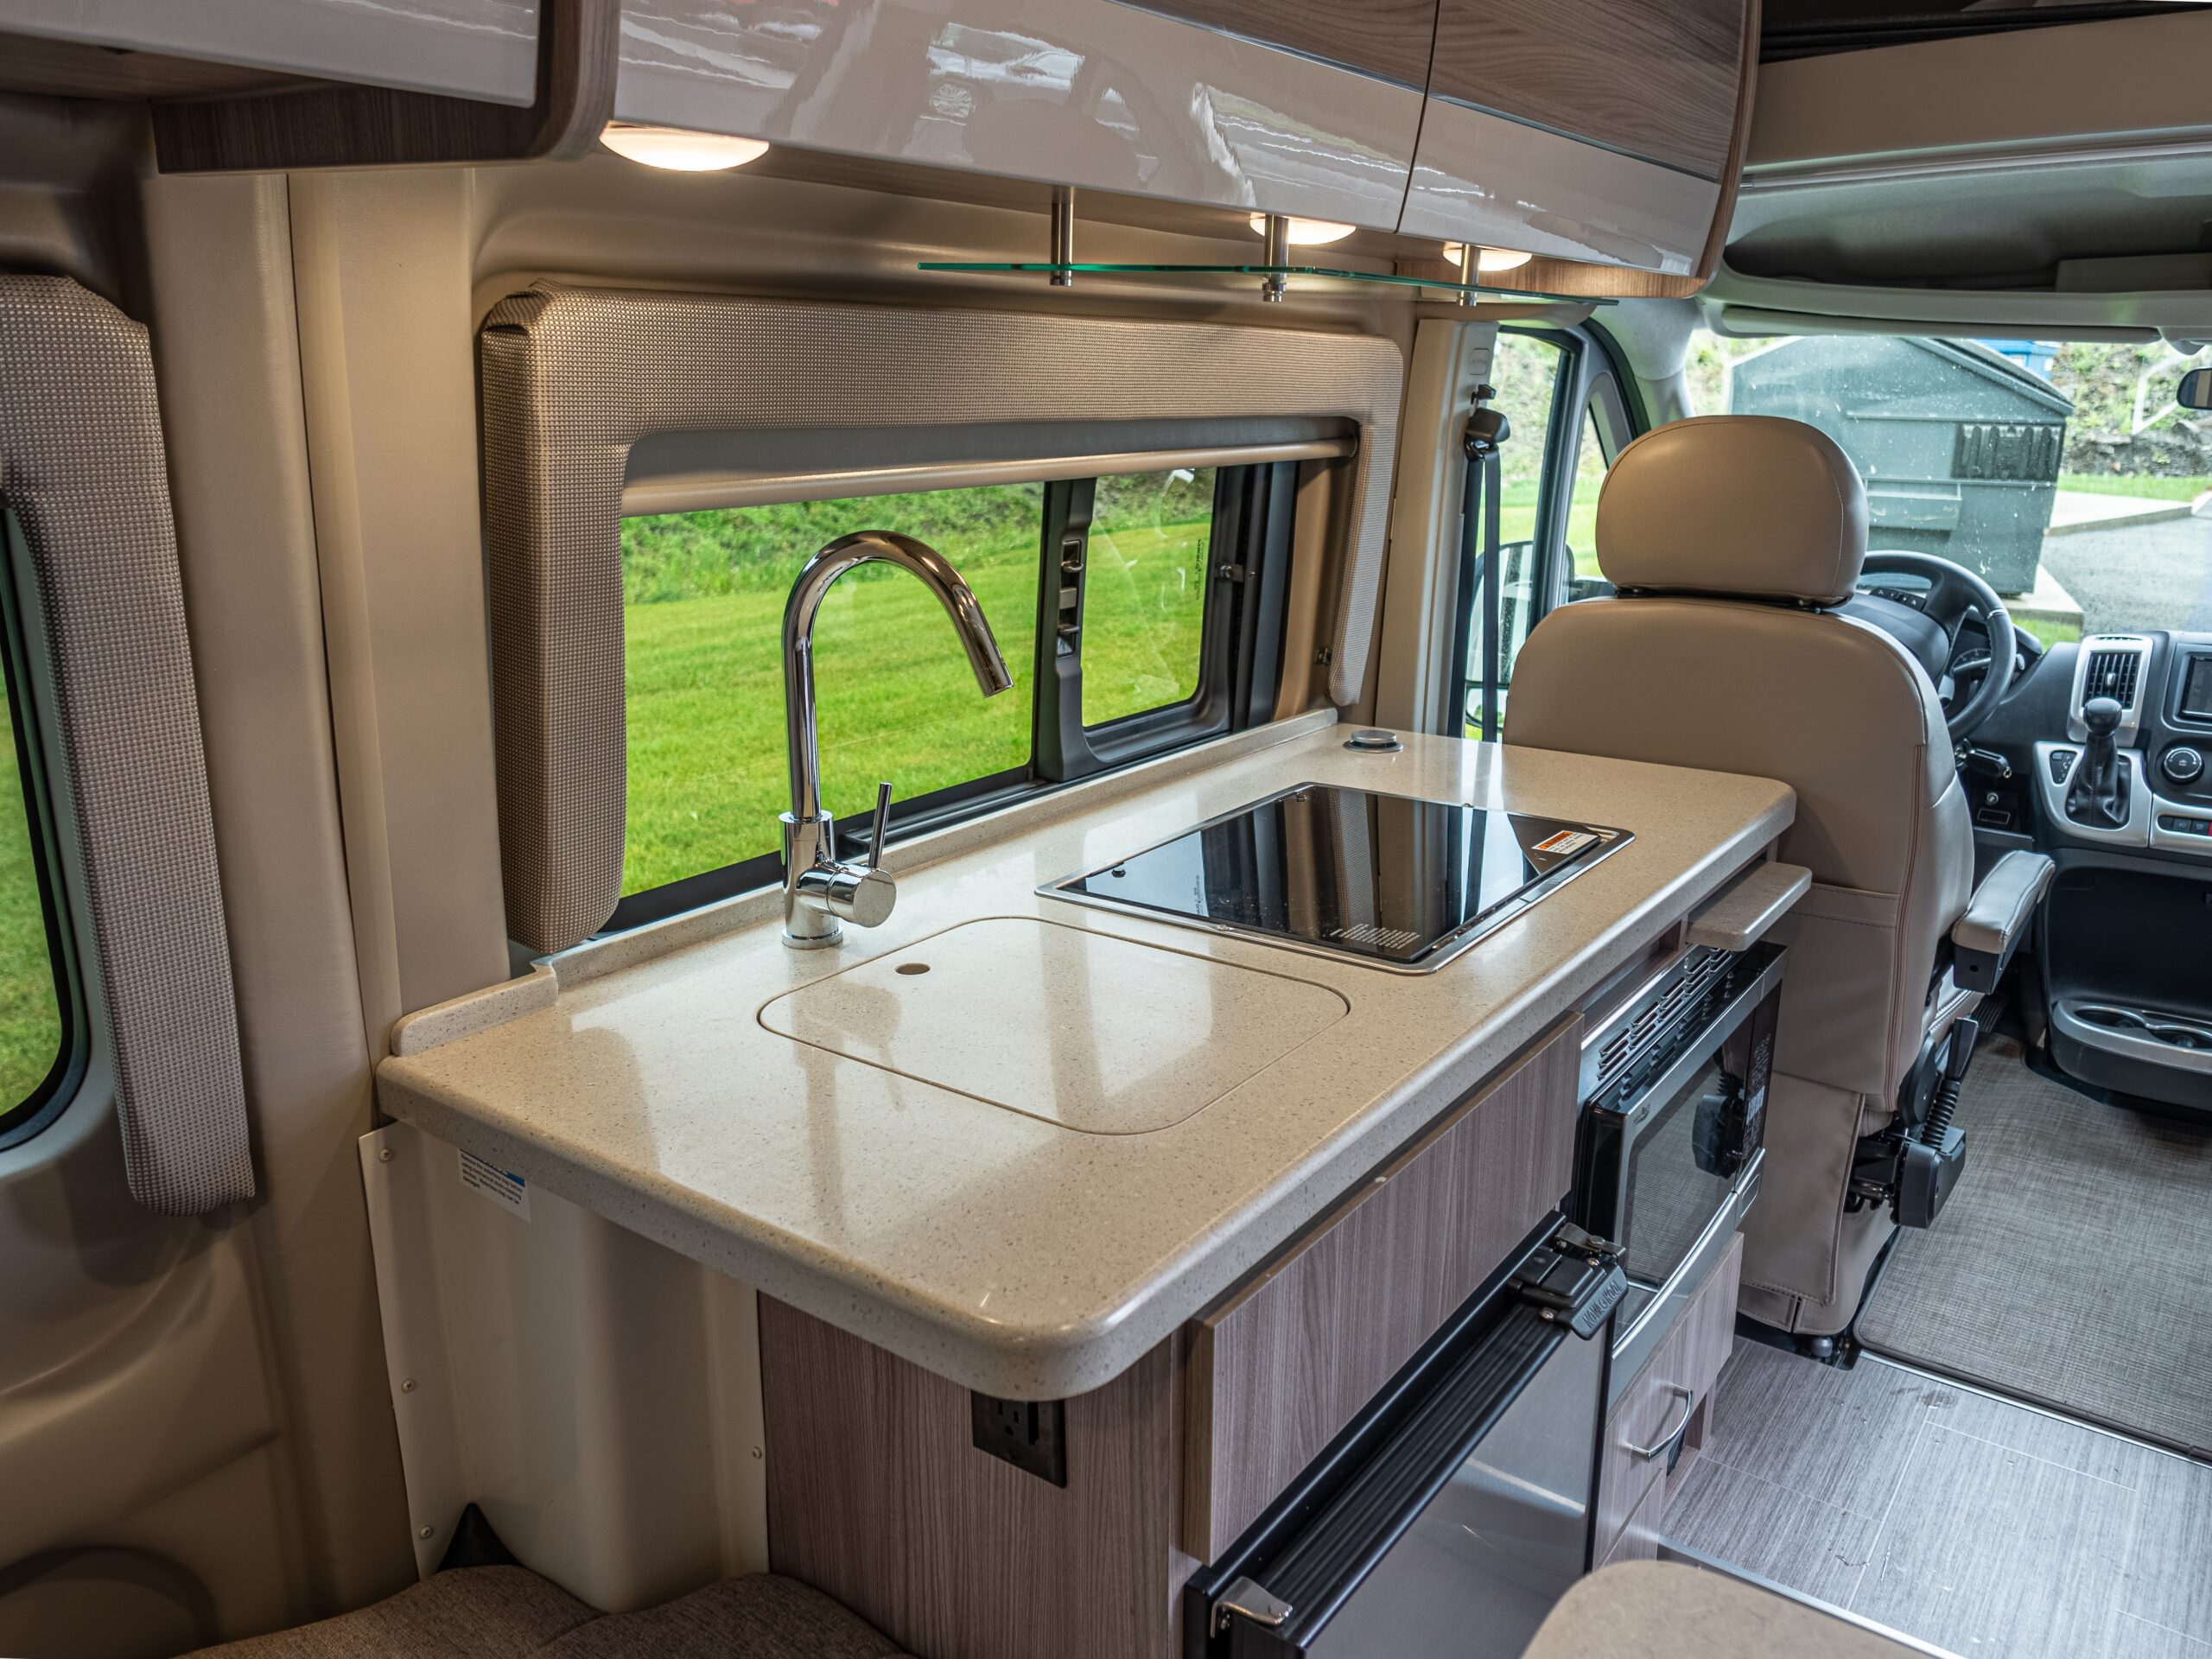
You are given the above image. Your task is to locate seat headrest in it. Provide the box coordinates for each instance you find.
[1595,416,1867,606]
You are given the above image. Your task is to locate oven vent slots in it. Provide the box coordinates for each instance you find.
[2083,648,2141,708]
[1327,920,1423,950]
[1592,946,1736,1100]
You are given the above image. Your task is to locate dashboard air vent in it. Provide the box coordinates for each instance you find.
[2083,648,2141,709]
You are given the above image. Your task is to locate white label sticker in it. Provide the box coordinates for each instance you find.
[1534,829,1597,857]
[459,1149,531,1220]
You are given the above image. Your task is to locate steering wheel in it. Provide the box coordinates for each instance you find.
[1858,550,2017,746]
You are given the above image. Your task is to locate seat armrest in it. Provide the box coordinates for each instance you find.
[1952,850,2055,992]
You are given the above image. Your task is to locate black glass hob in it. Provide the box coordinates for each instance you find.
[1046,783,1631,972]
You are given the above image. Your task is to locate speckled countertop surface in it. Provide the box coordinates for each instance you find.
[375,722,1794,1398]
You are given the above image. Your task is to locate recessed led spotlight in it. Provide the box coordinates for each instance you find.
[599,122,770,172]
[1449,242,1535,274]
[1247,213,1357,247]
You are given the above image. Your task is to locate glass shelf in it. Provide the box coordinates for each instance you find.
[916,261,1618,306]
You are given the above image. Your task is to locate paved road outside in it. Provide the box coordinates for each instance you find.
[2038,508,2212,635]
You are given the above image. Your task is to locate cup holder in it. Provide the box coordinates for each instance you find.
[2073,1003,2144,1031]
[2069,1001,2212,1053]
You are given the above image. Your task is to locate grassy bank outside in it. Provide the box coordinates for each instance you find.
[621,486,1210,897]
[0,678,60,1109]
[2058,474,2211,502]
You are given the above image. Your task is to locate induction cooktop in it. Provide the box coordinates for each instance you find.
[1045,783,1632,973]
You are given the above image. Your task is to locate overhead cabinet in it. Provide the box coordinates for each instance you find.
[612,0,1434,234]
[20,0,1755,275]
[1401,0,1758,274]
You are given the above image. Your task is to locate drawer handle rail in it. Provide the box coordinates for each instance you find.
[1625,1384,1694,1461]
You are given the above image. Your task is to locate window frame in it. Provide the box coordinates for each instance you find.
[604,458,1296,934]
[1448,326,1580,735]
[0,506,89,1148]
[1448,321,1649,735]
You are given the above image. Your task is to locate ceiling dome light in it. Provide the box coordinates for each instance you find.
[1449,243,1535,274]
[599,122,770,172]
[1248,213,1356,247]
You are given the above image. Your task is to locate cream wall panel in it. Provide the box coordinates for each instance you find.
[361,1122,770,1610]
[613,0,1421,232]
[0,0,539,103]
[1400,99,1719,276]
[287,169,512,1027]
[141,169,419,1618]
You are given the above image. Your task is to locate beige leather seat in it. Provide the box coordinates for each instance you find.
[1508,416,1980,1337]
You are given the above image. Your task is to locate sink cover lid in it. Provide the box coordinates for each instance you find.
[759,917,1349,1135]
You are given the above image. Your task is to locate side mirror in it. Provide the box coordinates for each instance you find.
[2181,366,2212,410]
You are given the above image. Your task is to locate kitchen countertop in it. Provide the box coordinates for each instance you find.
[375,718,1795,1398]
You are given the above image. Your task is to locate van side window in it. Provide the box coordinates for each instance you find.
[1460,331,1569,737]
[614,460,1279,925]
[0,514,74,1141]
[1081,467,1215,728]
[1564,408,1611,601]
[620,484,1046,902]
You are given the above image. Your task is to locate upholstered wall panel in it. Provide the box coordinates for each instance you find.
[480,283,1403,954]
[0,276,251,1213]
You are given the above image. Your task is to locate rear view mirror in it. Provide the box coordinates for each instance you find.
[2181,366,2212,410]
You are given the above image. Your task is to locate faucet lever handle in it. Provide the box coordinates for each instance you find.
[865,781,894,871]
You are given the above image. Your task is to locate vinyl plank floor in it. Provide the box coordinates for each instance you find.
[1663,1456,1878,1606]
[1662,1344,2212,1659]
[2120,1452,2212,1642]
[1850,1421,2139,1659]
[2111,1614,2212,1659]
[1692,1340,1937,1516]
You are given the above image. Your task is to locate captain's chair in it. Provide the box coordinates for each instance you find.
[1509,416,2052,1338]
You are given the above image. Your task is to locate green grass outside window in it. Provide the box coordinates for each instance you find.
[0,677,60,1109]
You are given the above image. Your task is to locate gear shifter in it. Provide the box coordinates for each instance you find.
[2065,696,2131,829]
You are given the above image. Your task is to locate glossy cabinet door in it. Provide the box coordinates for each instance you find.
[612,0,1428,232]
[1402,0,1754,274]
[0,0,540,103]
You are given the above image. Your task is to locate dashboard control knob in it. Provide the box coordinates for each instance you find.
[2164,747,2205,785]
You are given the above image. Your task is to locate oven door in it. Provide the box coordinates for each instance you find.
[1575,944,1784,1390]
[1186,1220,1624,1659]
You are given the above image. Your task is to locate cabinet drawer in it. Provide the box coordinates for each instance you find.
[1181,1016,1580,1560]
[1601,1465,1668,1568]
[1594,1230,1741,1565]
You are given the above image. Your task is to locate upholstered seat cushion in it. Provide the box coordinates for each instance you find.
[1523,1562,1921,1657]
[183,1569,910,1659]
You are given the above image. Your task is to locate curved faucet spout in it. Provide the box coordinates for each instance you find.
[779,531,1013,947]
[782,531,1013,823]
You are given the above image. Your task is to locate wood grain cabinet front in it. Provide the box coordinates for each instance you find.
[1402,0,1759,279]
[1126,0,1442,90]
[756,1019,1581,1659]
[1593,1230,1743,1566]
[1429,0,1750,181]
[1181,1014,1581,1561]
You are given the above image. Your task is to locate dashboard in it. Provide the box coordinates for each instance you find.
[1990,630,2212,860]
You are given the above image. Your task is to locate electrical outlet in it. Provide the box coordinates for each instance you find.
[969,1390,1067,1486]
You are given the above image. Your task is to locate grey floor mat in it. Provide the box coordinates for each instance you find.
[1854,1035,2212,1458]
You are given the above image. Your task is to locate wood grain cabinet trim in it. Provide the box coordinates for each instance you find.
[150,0,619,173]
[760,1298,1194,1659]
[1594,1230,1742,1564]
[1428,0,1750,181]
[1123,0,1443,92]
[1181,1014,1580,1561]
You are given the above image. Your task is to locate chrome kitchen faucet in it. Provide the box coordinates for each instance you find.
[779,531,1013,949]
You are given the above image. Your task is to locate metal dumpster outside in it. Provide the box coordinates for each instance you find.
[1729,335,2072,594]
